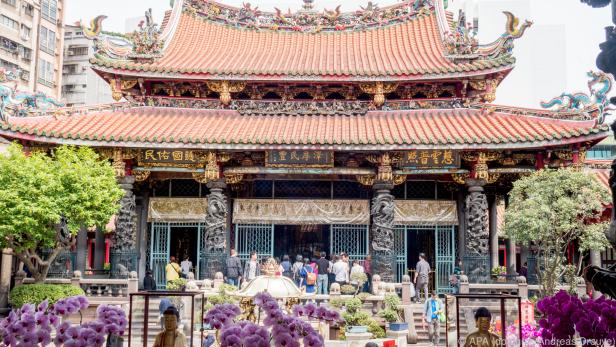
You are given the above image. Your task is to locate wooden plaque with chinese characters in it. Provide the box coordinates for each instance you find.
[265,150,334,168]
[399,150,460,169]
[138,149,198,167]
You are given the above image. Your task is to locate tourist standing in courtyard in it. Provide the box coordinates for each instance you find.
[181,254,192,277]
[292,255,304,286]
[364,254,372,292]
[281,255,292,279]
[350,260,365,291]
[414,253,431,303]
[423,291,443,347]
[143,270,156,291]
[316,252,330,294]
[300,258,316,294]
[225,249,242,286]
[451,259,463,294]
[243,251,260,283]
[332,255,349,285]
[165,256,181,284]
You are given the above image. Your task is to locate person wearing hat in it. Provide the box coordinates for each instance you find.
[153,306,187,347]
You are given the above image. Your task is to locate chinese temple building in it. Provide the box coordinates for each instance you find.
[0,0,612,292]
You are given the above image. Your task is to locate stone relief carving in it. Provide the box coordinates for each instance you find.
[112,178,137,252]
[465,184,489,255]
[371,189,395,282]
[205,184,228,253]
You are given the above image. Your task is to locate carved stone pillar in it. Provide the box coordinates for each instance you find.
[370,181,395,282]
[94,227,105,271]
[75,228,88,273]
[202,179,228,279]
[489,196,499,269]
[110,176,138,277]
[464,178,490,283]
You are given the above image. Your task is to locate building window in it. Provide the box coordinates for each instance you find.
[39,27,56,54]
[0,36,19,53]
[63,64,77,74]
[21,25,31,40]
[24,3,34,16]
[1,15,19,31]
[1,0,16,6]
[38,58,54,85]
[41,0,58,22]
[19,46,31,61]
[0,59,19,71]
[68,46,88,56]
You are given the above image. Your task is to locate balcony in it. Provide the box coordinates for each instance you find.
[61,74,86,85]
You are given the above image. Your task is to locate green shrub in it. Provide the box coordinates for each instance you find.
[329,298,345,308]
[379,308,399,323]
[344,298,362,313]
[166,278,187,291]
[384,294,401,310]
[340,284,356,295]
[356,292,371,301]
[10,284,85,308]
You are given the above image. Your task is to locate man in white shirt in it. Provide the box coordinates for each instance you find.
[180,255,192,276]
[332,255,349,285]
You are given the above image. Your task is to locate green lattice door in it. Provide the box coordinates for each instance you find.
[394,226,408,282]
[150,223,170,290]
[330,224,369,262]
[235,224,274,262]
[435,226,456,293]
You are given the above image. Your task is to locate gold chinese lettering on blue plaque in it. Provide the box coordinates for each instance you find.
[400,150,460,169]
[265,150,334,168]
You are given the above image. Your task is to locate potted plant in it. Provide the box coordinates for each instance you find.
[491,266,507,282]
[342,298,385,338]
[379,294,408,331]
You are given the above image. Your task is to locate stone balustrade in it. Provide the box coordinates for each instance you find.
[15,270,139,301]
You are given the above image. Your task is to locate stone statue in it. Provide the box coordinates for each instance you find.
[203,181,228,278]
[465,184,489,255]
[371,186,395,282]
[463,307,502,347]
[153,307,187,347]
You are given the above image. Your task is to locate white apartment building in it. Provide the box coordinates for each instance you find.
[61,24,112,106]
[0,0,64,99]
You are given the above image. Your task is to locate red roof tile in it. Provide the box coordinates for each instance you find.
[0,107,607,150]
[92,11,514,80]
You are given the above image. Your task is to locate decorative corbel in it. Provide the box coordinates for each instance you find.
[224,173,244,185]
[393,175,406,186]
[359,82,398,107]
[462,151,502,181]
[207,81,246,105]
[192,152,233,184]
[468,79,499,103]
[112,148,126,177]
[356,174,376,186]
[109,78,123,101]
[134,170,151,182]
[137,78,146,96]
[451,172,469,185]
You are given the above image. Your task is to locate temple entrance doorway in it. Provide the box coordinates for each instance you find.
[169,226,198,274]
[149,222,205,289]
[400,225,456,294]
[273,225,331,261]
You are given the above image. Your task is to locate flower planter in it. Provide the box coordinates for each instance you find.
[346,325,368,333]
[496,276,507,283]
[388,322,409,331]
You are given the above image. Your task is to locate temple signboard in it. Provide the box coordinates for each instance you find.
[139,149,198,166]
[265,150,334,168]
[399,150,460,169]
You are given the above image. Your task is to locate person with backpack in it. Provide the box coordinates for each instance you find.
[292,255,304,286]
[300,258,316,294]
[281,255,292,279]
[225,249,242,286]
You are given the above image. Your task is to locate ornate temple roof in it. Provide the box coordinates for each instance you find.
[0,104,607,150]
[88,0,529,81]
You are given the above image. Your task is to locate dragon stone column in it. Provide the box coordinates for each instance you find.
[371,181,396,283]
[110,175,138,277]
[464,178,490,283]
[202,179,228,280]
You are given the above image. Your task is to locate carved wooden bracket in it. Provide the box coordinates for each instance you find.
[359,82,398,107]
[134,170,151,182]
[206,81,246,105]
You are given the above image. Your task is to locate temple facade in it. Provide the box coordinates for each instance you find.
[0,0,611,292]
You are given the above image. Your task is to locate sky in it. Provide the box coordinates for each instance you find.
[65,0,614,108]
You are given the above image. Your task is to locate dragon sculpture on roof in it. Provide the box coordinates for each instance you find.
[540,71,613,124]
[0,68,64,121]
[81,9,163,61]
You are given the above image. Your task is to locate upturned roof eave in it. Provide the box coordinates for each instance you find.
[89,61,515,83]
